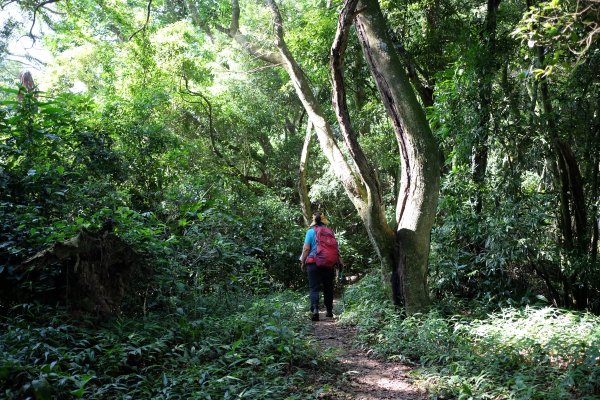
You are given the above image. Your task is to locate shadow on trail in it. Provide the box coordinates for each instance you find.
[311,300,427,400]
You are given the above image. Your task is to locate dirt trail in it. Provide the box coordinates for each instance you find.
[311,304,426,400]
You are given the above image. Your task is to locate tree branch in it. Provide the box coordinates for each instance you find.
[6,51,47,68]
[180,76,270,186]
[394,42,434,108]
[331,0,382,203]
[230,0,240,35]
[180,76,219,155]
[28,0,59,44]
[266,0,284,46]
[232,32,283,65]
[208,0,282,65]
[0,0,18,9]
[299,118,313,227]
[262,0,365,204]
[41,4,65,15]
[185,0,214,40]
[129,0,152,41]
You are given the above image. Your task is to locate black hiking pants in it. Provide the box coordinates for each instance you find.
[307,263,334,313]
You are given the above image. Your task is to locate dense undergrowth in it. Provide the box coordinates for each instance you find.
[0,90,350,400]
[1,291,339,399]
[340,273,600,400]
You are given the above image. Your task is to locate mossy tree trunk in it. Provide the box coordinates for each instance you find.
[352,0,442,312]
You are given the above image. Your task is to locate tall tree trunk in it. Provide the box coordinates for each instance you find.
[330,0,398,301]
[537,63,587,249]
[498,62,526,197]
[591,152,599,265]
[263,1,366,210]
[299,119,313,227]
[472,0,501,215]
[264,2,400,297]
[353,0,442,312]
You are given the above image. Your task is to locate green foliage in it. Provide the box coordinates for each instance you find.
[513,0,600,75]
[0,85,310,310]
[428,0,600,307]
[0,291,336,399]
[382,0,471,82]
[0,90,125,263]
[161,184,308,294]
[284,1,337,85]
[2,0,600,397]
[430,164,560,304]
[0,70,335,397]
[341,273,600,399]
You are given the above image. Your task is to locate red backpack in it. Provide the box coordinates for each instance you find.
[311,225,340,269]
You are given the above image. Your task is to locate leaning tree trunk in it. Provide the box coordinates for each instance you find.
[217,0,383,254]
[269,1,399,296]
[330,0,398,300]
[299,119,314,227]
[354,0,442,313]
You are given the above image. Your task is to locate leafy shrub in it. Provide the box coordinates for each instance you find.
[0,291,336,399]
[430,164,563,307]
[341,272,600,399]
[0,88,313,312]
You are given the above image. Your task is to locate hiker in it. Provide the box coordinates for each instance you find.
[299,211,341,321]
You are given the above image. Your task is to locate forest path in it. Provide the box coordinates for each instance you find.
[311,301,427,400]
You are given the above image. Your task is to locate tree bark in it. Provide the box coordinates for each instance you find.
[538,66,587,250]
[299,119,313,227]
[262,1,366,205]
[331,0,397,302]
[354,0,442,312]
[184,0,213,41]
[472,0,501,215]
[265,0,399,286]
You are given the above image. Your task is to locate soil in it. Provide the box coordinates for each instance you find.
[311,303,427,400]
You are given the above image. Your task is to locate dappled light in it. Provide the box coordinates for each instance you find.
[341,275,600,398]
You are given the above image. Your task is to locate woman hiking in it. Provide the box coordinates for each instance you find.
[299,212,341,321]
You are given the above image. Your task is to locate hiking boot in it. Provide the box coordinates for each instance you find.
[325,310,333,318]
[311,311,319,321]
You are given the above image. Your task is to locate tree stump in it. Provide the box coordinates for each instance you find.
[18,228,146,319]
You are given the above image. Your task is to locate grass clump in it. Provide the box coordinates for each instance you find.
[340,272,600,399]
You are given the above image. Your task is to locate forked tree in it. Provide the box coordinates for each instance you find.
[203,0,441,313]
